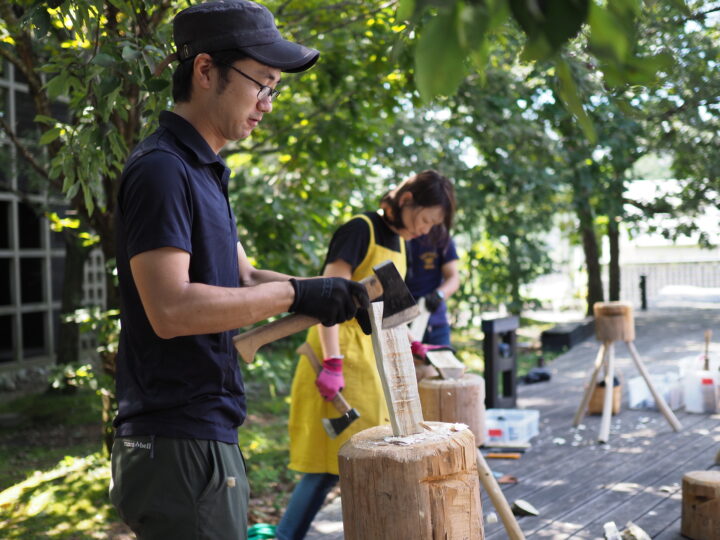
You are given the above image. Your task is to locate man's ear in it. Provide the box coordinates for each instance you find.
[398,191,414,207]
[193,53,214,89]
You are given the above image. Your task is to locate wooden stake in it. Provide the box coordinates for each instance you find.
[598,342,616,444]
[475,448,525,540]
[626,341,682,432]
[573,343,608,426]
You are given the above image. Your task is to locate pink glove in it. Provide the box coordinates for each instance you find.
[411,341,449,362]
[411,341,427,360]
[316,356,344,401]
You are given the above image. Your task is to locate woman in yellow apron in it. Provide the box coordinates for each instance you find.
[277,170,456,540]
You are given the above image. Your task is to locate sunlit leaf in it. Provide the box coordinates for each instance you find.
[415,7,466,102]
[39,126,62,145]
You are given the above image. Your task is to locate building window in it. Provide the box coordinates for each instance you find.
[0,60,66,371]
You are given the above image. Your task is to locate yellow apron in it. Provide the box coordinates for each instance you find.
[288,214,407,475]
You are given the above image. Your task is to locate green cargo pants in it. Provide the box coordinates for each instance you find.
[110,435,249,540]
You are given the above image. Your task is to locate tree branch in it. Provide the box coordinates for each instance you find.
[0,116,52,184]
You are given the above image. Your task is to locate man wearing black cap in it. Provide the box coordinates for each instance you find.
[109,2,368,538]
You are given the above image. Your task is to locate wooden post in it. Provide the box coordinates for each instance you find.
[573,344,607,426]
[598,342,616,444]
[338,423,483,540]
[418,374,486,446]
[369,301,424,436]
[681,470,720,540]
[626,341,682,432]
[476,449,525,540]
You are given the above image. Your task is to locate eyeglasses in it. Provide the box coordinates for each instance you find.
[217,62,280,102]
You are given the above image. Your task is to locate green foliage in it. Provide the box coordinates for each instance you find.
[395,0,681,141]
[3,0,717,353]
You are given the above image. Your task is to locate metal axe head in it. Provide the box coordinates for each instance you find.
[372,260,420,329]
[321,408,360,439]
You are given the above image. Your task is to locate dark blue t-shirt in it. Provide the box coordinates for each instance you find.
[406,235,459,327]
[114,111,245,444]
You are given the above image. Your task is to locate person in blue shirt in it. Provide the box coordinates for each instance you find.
[110,2,368,539]
[406,233,461,346]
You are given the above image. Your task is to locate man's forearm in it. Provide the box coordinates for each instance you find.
[146,280,295,339]
[242,267,293,286]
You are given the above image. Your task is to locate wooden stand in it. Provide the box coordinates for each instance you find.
[338,423,483,540]
[573,302,682,443]
[418,374,487,446]
[681,470,720,540]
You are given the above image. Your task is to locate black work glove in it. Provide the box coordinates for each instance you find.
[355,307,372,335]
[424,289,445,313]
[289,277,370,327]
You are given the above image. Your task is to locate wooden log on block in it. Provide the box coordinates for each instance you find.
[681,470,720,540]
[369,301,424,436]
[425,349,466,380]
[418,374,486,446]
[593,301,635,342]
[338,422,484,540]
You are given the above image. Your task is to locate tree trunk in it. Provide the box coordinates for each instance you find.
[507,234,522,315]
[608,217,620,301]
[56,230,92,365]
[576,199,604,316]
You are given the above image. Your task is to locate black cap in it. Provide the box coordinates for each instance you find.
[173,0,319,73]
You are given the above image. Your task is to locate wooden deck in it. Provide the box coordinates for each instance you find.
[481,307,720,539]
[306,306,720,539]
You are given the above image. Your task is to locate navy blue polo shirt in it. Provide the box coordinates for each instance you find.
[406,235,458,327]
[114,111,245,444]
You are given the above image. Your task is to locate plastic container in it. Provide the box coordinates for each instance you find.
[627,372,683,411]
[679,354,720,375]
[485,408,539,444]
[683,370,720,413]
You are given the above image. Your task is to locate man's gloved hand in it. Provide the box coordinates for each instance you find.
[355,308,372,335]
[315,356,344,400]
[424,289,445,313]
[289,278,370,327]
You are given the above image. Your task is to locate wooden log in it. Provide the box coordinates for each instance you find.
[369,301,424,436]
[418,373,486,446]
[338,423,483,540]
[681,470,720,540]
[594,301,635,342]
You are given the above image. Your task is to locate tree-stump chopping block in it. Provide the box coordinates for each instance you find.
[338,422,483,540]
[418,374,486,446]
[682,470,720,540]
[594,301,635,342]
